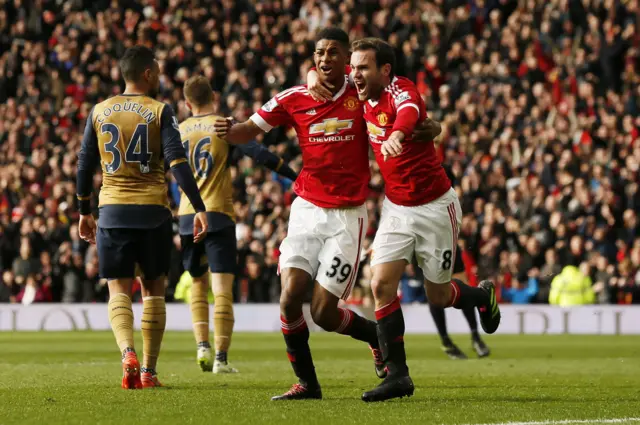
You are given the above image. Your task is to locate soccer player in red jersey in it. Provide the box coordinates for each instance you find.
[347,38,501,402]
[215,28,384,401]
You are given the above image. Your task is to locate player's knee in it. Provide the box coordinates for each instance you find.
[191,273,208,286]
[141,277,165,297]
[279,268,313,318]
[279,281,306,318]
[279,289,298,317]
[425,281,451,307]
[370,276,394,303]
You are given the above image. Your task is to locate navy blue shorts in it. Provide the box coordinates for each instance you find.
[181,225,237,277]
[97,219,173,280]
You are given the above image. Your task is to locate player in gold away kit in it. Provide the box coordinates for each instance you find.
[178,76,298,373]
[76,46,208,389]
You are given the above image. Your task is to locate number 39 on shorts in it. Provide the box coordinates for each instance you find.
[325,256,352,284]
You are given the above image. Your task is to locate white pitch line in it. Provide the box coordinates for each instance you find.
[462,418,640,425]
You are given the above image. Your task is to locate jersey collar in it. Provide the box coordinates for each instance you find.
[367,77,398,107]
[330,77,348,102]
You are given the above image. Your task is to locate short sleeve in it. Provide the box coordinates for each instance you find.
[250,93,294,132]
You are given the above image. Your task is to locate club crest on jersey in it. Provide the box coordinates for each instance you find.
[377,112,388,126]
[262,98,278,113]
[344,97,359,111]
[309,118,353,136]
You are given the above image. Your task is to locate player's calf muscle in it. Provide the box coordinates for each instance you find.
[309,284,341,331]
[424,280,452,307]
[452,271,468,284]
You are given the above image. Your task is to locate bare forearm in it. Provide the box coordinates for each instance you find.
[390,130,406,143]
[226,121,264,145]
[426,120,441,140]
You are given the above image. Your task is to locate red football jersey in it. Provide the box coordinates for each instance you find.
[251,79,370,208]
[364,76,451,206]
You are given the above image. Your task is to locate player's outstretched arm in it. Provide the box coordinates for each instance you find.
[160,105,208,241]
[237,141,298,181]
[214,118,264,145]
[76,108,100,244]
[413,117,442,143]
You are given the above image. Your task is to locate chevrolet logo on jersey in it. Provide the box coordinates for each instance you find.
[367,121,386,144]
[309,118,353,136]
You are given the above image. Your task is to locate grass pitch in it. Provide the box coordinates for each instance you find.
[0,332,639,425]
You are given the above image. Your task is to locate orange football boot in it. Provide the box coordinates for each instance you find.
[121,352,143,390]
[141,371,163,388]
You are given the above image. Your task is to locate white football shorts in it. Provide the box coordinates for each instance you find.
[279,196,367,299]
[371,188,462,284]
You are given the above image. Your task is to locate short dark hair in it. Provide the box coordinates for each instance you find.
[351,37,396,77]
[183,75,213,107]
[316,27,350,51]
[119,46,156,83]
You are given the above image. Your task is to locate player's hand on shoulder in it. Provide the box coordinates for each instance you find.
[193,211,208,243]
[78,214,97,245]
[381,131,404,161]
[213,117,235,139]
[413,118,442,142]
[306,69,334,103]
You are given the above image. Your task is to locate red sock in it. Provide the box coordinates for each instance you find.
[448,280,461,308]
[335,308,354,334]
[375,297,401,320]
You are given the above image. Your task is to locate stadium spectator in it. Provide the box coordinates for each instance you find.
[549,265,596,306]
[0,270,15,302]
[501,277,539,304]
[538,249,562,303]
[0,0,638,305]
[12,238,41,286]
[16,274,52,305]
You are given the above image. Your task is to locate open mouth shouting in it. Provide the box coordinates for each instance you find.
[318,64,334,77]
[353,78,368,100]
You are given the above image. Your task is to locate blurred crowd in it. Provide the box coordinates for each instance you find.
[0,0,639,306]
